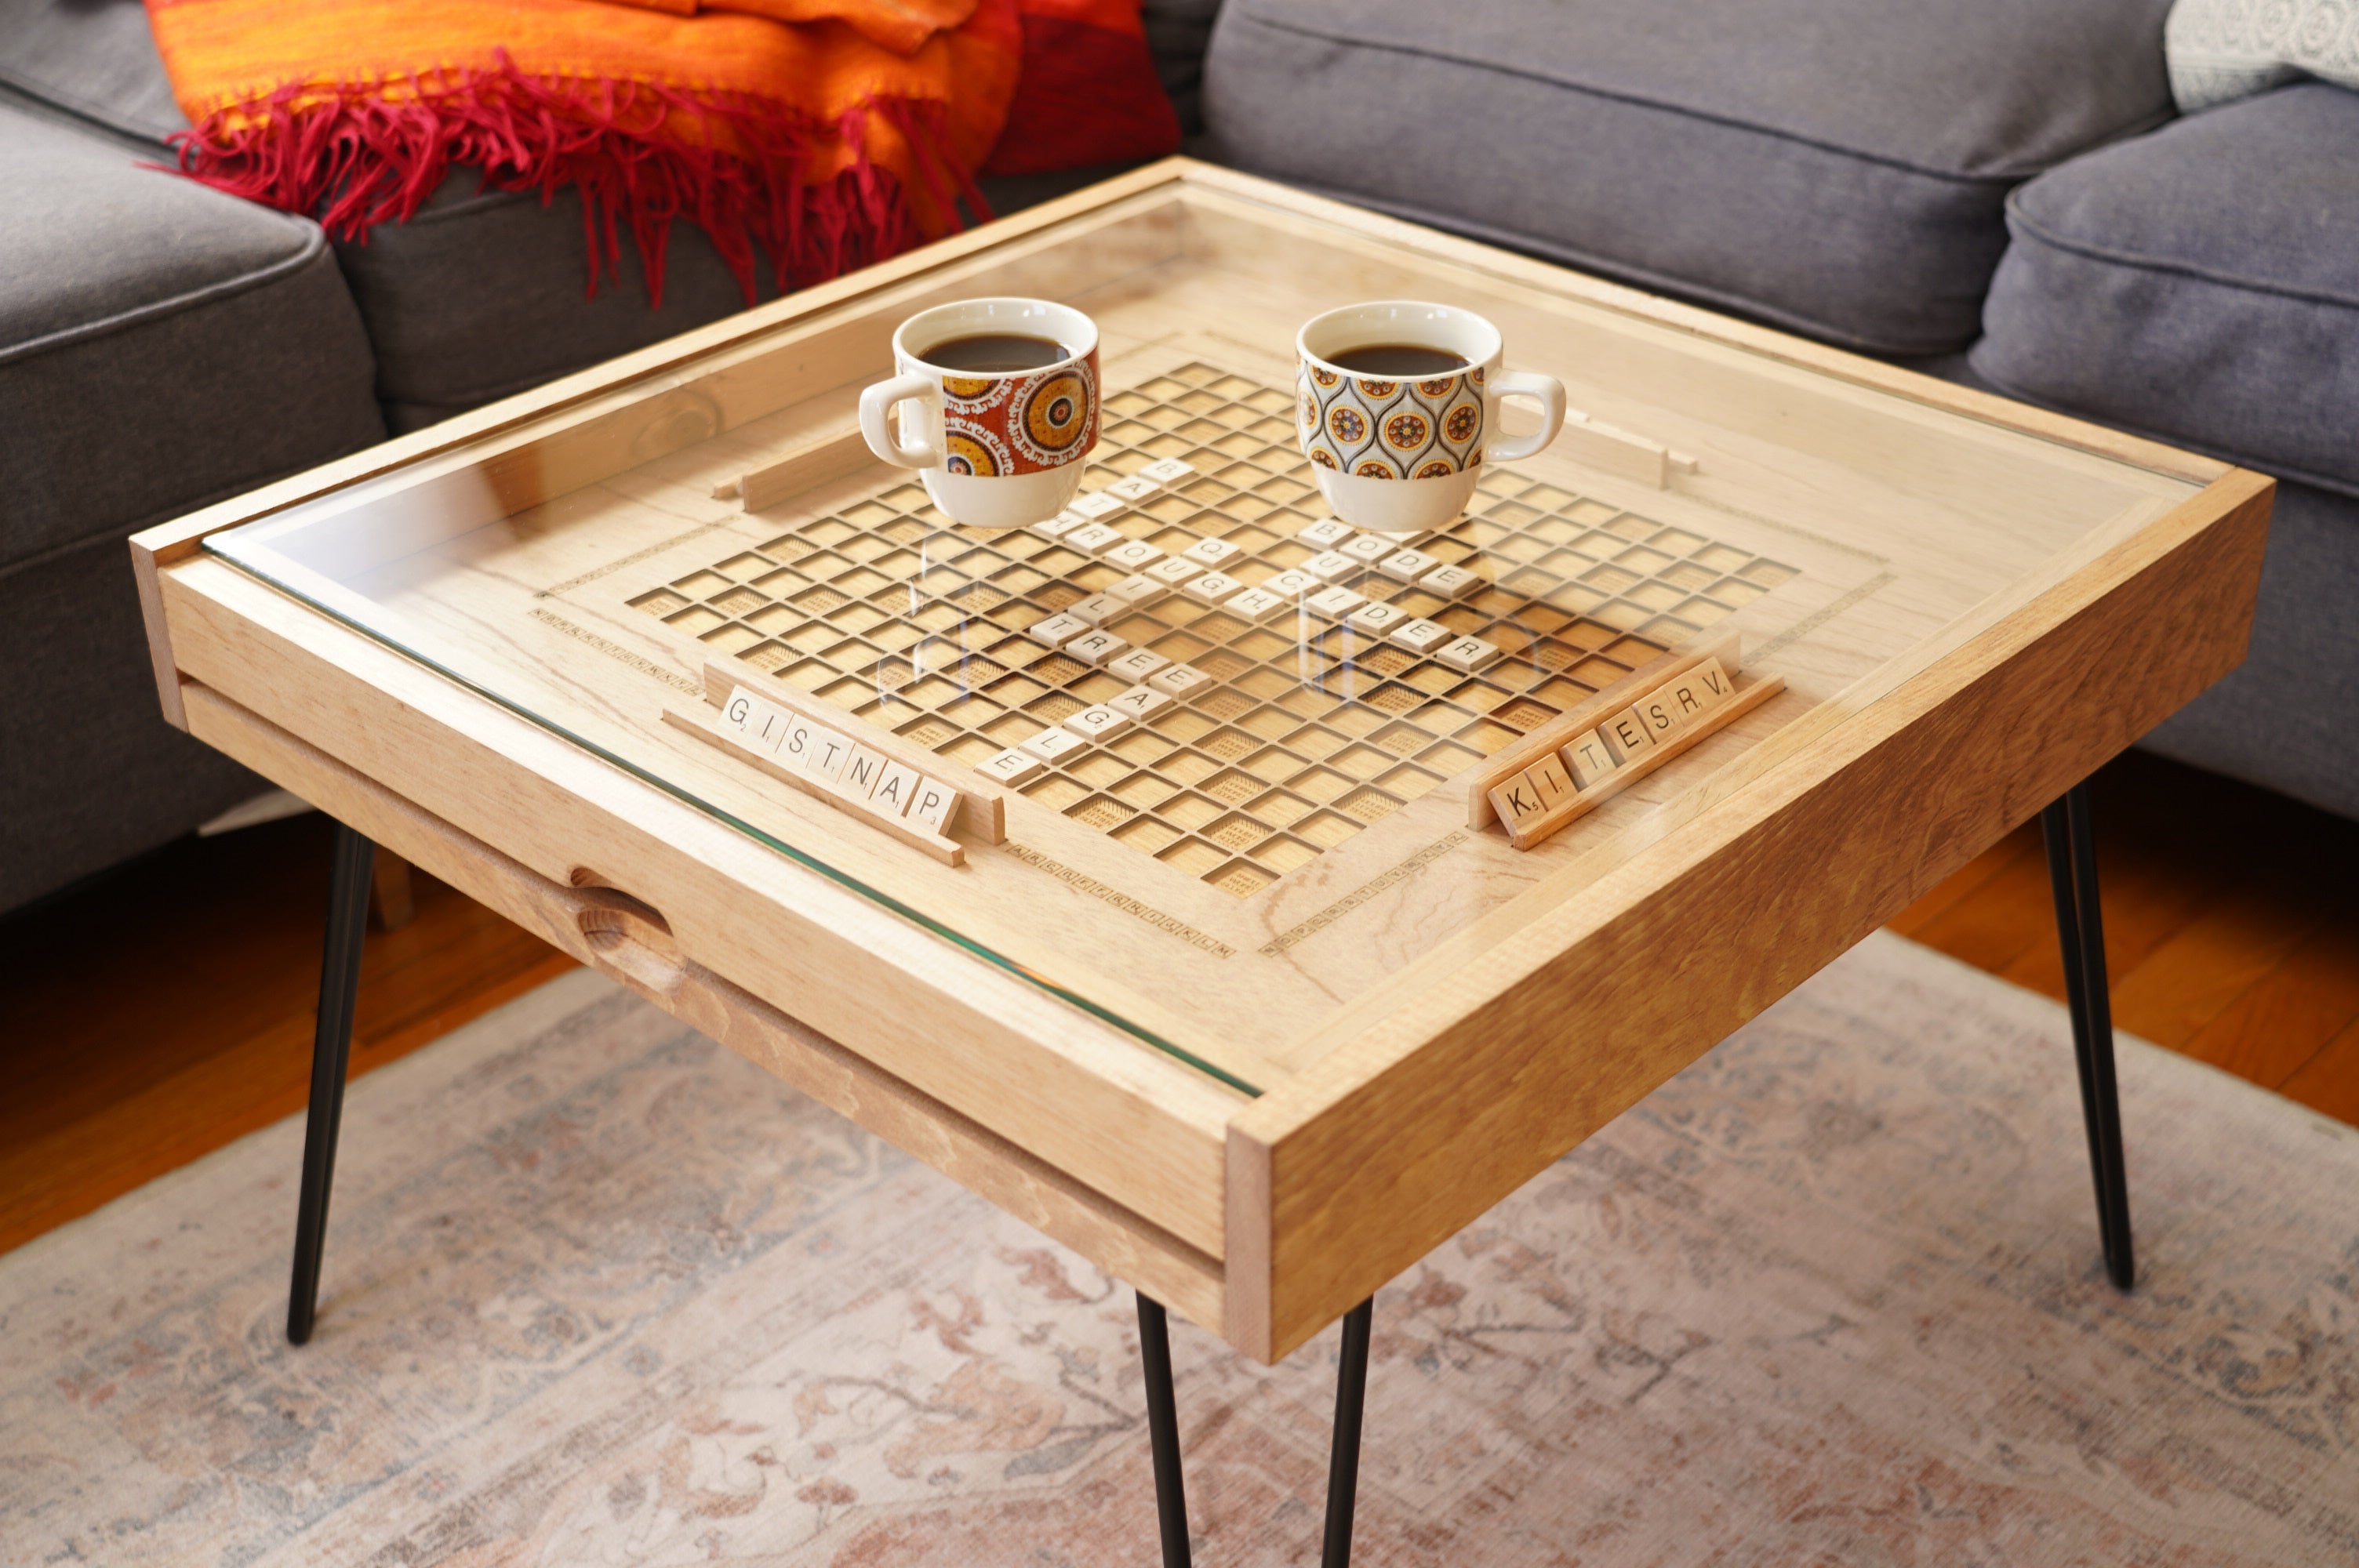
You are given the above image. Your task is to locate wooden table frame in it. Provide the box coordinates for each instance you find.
[131,157,2267,1560]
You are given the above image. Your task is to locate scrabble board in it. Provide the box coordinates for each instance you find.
[628,359,1799,898]
[169,160,2256,1358]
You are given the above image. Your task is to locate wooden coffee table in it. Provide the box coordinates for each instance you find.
[130,159,2271,1563]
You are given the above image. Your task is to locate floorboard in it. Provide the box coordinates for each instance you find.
[2,750,2354,1258]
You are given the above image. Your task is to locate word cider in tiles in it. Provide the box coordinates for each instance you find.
[1488,657,1738,847]
[723,684,965,839]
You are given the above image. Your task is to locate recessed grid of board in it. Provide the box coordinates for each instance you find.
[629,361,1798,897]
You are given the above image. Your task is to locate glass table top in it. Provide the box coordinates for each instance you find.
[205,173,2202,1094]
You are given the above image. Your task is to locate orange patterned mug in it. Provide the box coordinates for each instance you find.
[860,297,1100,531]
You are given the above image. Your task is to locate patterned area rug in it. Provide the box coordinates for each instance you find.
[3,933,2355,1566]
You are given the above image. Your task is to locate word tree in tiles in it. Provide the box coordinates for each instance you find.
[631,361,1800,898]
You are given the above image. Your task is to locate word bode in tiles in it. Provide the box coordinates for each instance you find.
[634,361,1800,898]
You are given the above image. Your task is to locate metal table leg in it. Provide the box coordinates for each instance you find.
[2040,782,2135,1291]
[1136,1292,1376,1566]
[287,821,373,1345]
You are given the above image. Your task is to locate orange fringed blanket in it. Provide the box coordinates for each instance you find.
[144,0,1176,303]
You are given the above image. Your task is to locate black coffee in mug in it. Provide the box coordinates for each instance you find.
[921,332,1070,372]
[1326,343,1470,376]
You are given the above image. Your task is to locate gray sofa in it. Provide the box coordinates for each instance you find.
[2,0,2350,914]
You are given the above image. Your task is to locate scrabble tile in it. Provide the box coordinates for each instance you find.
[1303,550,1360,583]
[1018,727,1088,763]
[1633,688,1683,741]
[724,689,773,736]
[1297,517,1355,548]
[1437,634,1501,672]
[1147,662,1213,698]
[1488,768,1554,833]
[1183,571,1245,604]
[1107,683,1174,720]
[1067,490,1123,519]
[776,712,823,771]
[1063,702,1134,741]
[1390,617,1452,655]
[1065,521,1126,554]
[1145,555,1201,586]
[976,748,1044,786]
[1106,474,1161,502]
[907,776,960,831]
[1107,645,1171,682]
[1667,658,1734,719]
[1031,511,1086,539]
[1137,456,1195,485]
[1182,536,1244,568]
[1524,753,1576,809]
[1228,586,1290,622]
[1601,706,1656,760]
[1423,563,1481,598]
[1263,568,1319,597]
[1067,594,1124,626]
[1338,532,1392,563]
[1030,610,1090,646]
[1560,728,1623,790]
[1066,628,1129,663]
[1376,547,1439,582]
[1105,573,1166,608]
[1307,585,1366,621]
[868,757,923,816]
[1347,601,1408,636]
[752,704,801,756]
[840,744,889,798]
[1104,538,1165,571]
[804,724,855,781]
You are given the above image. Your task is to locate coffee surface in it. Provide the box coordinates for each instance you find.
[921,332,1070,373]
[1327,343,1469,377]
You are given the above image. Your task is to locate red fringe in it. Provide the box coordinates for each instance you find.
[165,52,990,307]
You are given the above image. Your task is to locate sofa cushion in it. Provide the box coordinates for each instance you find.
[2142,479,2359,822]
[0,0,186,146]
[1972,82,2359,499]
[0,0,1150,432]
[1200,0,2179,355]
[0,102,384,570]
[331,174,787,434]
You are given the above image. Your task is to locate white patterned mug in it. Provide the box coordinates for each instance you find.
[859,297,1100,531]
[1296,301,1565,535]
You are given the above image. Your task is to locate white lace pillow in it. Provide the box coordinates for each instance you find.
[2166,0,2359,111]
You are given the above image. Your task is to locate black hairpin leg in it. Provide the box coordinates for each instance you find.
[287,821,373,1345]
[2040,783,2134,1292]
[1136,1293,1376,1566]
[1137,1294,1194,1567]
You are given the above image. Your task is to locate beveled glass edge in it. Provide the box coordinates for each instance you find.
[202,532,1266,1100]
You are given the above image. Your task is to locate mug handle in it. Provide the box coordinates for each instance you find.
[860,373,943,467]
[1484,370,1566,463]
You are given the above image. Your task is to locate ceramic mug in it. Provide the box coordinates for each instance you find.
[858,297,1100,531]
[1296,301,1565,535]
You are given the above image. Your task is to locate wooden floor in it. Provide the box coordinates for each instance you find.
[2,750,2354,1257]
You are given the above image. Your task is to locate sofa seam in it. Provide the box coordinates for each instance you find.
[1286,180,1977,358]
[0,220,339,368]
[2005,194,2359,316]
[1224,7,2089,189]
[1965,357,2359,504]
[0,65,180,145]
[0,448,383,586]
